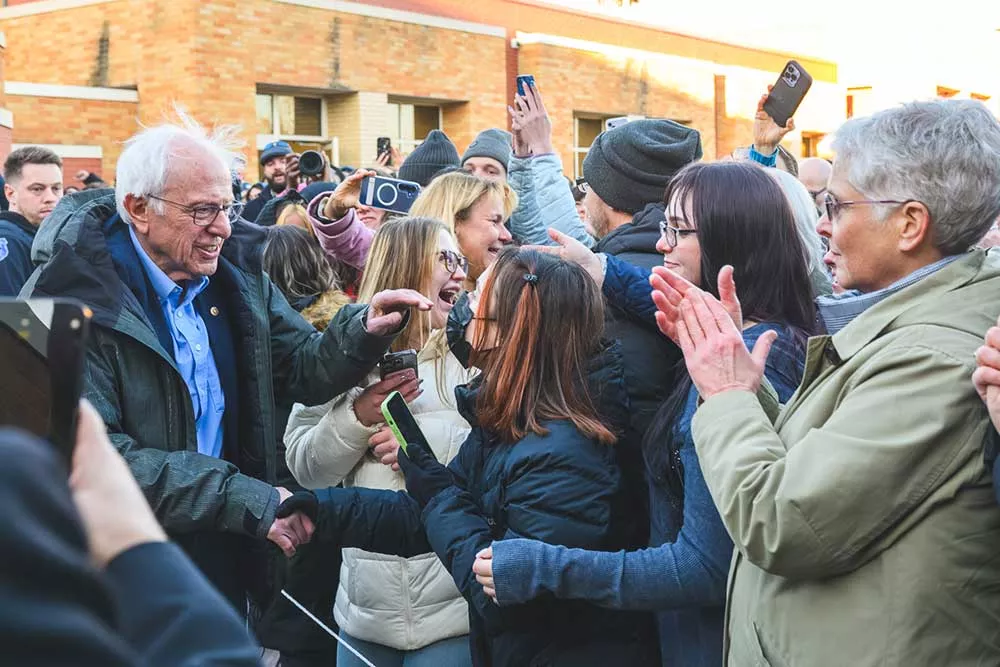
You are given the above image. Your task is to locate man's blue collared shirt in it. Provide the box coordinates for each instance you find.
[129,226,225,458]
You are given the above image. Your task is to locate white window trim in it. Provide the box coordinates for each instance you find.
[6,81,138,103]
[12,143,102,159]
[257,94,328,141]
[0,108,13,130]
[272,0,505,38]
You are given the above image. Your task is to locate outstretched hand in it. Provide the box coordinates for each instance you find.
[365,289,433,336]
[509,81,553,158]
[524,228,603,286]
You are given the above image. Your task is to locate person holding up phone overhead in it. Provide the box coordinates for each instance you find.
[285,217,477,667]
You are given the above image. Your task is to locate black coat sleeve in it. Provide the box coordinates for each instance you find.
[104,542,262,666]
[0,428,261,667]
[314,486,432,556]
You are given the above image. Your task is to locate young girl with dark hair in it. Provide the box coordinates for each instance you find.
[472,161,817,667]
[312,247,657,667]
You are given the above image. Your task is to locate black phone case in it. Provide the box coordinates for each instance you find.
[380,350,418,380]
[763,60,813,128]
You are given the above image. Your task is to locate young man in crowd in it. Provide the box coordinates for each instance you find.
[663,98,1000,666]
[19,116,430,619]
[461,128,512,182]
[0,146,64,296]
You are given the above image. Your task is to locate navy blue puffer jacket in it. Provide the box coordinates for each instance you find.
[314,341,658,666]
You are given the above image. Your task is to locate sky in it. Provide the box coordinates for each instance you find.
[544,0,1000,90]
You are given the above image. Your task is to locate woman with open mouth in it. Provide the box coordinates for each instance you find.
[284,216,479,667]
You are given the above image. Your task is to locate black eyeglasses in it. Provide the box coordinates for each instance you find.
[822,192,907,221]
[439,250,469,275]
[148,195,244,226]
[658,219,697,249]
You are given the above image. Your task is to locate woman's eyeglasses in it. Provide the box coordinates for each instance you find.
[439,250,469,275]
[822,192,907,221]
[658,219,697,249]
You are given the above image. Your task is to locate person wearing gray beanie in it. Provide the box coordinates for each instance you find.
[461,128,512,182]
[398,130,461,187]
[582,119,702,238]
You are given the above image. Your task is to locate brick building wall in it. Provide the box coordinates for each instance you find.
[0,0,841,183]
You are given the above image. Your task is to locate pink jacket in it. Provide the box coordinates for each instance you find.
[306,193,374,270]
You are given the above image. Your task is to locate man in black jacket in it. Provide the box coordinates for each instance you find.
[0,146,64,296]
[21,120,431,618]
[0,401,261,666]
[243,140,299,222]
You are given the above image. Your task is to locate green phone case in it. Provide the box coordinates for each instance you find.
[380,391,409,454]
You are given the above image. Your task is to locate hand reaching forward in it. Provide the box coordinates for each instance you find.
[365,289,433,336]
[676,288,774,400]
[524,228,603,287]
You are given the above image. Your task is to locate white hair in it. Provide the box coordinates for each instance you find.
[766,167,825,274]
[115,109,245,224]
[832,99,1000,254]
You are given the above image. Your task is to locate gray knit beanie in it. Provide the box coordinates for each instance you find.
[583,119,703,214]
[462,128,513,173]
[399,130,461,187]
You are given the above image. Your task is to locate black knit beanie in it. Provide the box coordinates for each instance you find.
[583,119,702,214]
[399,130,461,187]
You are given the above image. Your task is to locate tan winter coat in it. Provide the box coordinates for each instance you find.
[284,345,477,651]
[692,250,1000,666]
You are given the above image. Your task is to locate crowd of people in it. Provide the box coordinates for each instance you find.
[3,75,1000,667]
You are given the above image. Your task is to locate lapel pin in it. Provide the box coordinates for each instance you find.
[210,306,220,317]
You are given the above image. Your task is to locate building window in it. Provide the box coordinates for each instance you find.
[846,86,873,120]
[386,101,441,153]
[574,115,615,179]
[801,132,825,158]
[255,93,325,139]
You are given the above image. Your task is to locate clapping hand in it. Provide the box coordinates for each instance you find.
[973,316,1000,433]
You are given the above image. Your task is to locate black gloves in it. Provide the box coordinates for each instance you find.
[398,441,454,508]
[446,292,474,369]
[276,490,319,523]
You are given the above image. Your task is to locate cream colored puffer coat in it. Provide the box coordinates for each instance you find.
[284,346,476,650]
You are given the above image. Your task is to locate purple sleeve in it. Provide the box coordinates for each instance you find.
[307,193,374,270]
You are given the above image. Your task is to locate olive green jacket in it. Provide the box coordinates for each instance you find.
[693,250,1000,666]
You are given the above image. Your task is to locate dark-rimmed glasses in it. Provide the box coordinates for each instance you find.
[658,219,697,249]
[439,250,469,275]
[148,195,244,226]
[822,192,907,221]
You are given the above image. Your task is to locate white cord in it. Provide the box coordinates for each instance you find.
[279,589,377,667]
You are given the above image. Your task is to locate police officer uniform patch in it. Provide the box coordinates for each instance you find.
[0,238,8,263]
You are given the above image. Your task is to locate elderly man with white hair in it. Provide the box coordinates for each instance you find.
[19,115,430,615]
[651,99,1000,666]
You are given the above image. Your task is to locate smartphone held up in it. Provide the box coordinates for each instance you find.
[359,175,421,215]
[763,60,813,128]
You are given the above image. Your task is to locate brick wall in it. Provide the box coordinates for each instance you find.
[5,95,138,177]
[0,0,842,182]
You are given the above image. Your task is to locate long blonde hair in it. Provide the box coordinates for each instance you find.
[357,216,449,351]
[357,216,457,403]
[276,203,313,237]
[410,171,518,237]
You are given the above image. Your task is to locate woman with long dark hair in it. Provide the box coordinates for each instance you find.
[312,247,657,666]
[471,161,816,666]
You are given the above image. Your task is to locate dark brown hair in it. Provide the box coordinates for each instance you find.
[3,146,62,183]
[474,247,615,446]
